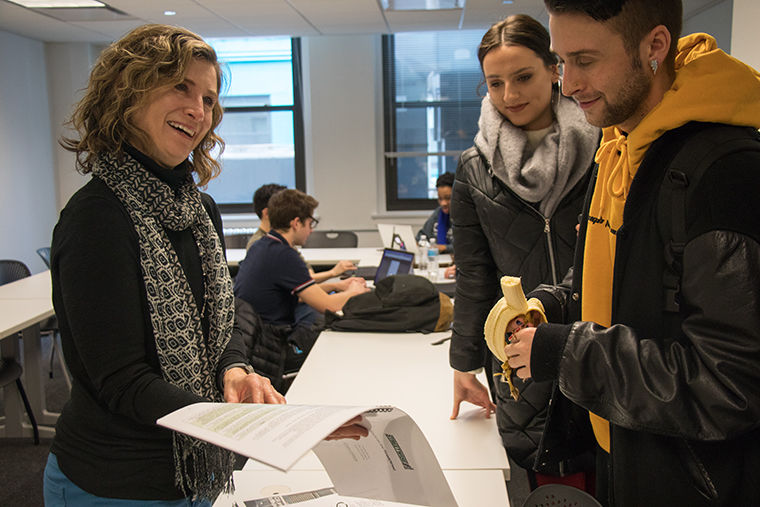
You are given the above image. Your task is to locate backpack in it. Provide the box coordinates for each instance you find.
[325,274,453,333]
[658,123,760,313]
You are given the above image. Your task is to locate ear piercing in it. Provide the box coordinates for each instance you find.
[650,59,659,75]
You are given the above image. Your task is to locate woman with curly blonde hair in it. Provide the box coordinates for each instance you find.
[45,24,285,506]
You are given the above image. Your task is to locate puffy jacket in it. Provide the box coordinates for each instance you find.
[531,122,760,506]
[449,144,593,471]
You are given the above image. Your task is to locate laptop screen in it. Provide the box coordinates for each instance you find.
[374,248,415,284]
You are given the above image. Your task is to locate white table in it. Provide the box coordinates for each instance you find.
[0,271,59,438]
[285,331,508,475]
[225,330,510,506]
[227,247,383,268]
[227,247,453,269]
[217,468,509,507]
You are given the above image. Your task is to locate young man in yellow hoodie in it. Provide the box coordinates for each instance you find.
[503,0,760,505]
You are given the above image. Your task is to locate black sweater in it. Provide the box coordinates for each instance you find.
[49,157,247,500]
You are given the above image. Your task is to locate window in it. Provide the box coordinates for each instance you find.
[205,37,304,213]
[383,31,484,211]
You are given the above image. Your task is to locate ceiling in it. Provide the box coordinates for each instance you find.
[0,0,728,43]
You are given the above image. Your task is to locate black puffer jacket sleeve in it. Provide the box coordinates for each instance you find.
[449,149,499,372]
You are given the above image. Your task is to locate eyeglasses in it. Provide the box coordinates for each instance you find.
[306,216,319,229]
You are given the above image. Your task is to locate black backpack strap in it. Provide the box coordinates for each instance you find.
[659,125,760,313]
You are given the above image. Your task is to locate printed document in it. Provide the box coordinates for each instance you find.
[157,403,456,506]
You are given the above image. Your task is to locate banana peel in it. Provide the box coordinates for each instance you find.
[483,276,546,400]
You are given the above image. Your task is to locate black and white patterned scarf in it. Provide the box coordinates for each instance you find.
[93,152,235,500]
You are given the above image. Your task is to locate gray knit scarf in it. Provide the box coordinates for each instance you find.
[93,152,235,501]
[474,92,599,217]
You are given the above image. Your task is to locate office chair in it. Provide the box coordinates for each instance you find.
[224,233,251,250]
[36,247,51,269]
[0,260,41,444]
[35,248,71,389]
[522,484,602,507]
[303,230,358,248]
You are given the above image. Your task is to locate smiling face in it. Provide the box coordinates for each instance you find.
[482,44,558,131]
[130,58,219,168]
[549,12,653,132]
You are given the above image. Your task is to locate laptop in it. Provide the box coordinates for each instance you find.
[372,248,415,285]
[377,224,418,252]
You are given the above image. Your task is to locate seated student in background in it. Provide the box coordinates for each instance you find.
[416,172,454,254]
[234,189,369,332]
[247,182,356,282]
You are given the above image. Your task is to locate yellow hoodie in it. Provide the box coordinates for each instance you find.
[581,34,760,453]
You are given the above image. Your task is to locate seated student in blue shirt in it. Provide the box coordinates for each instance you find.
[234,189,369,328]
[416,172,454,254]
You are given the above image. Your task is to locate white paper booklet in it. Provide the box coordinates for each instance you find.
[157,403,457,507]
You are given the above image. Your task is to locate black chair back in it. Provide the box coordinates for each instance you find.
[0,259,31,285]
[303,230,358,248]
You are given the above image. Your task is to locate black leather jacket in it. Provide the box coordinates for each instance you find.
[449,144,593,471]
[530,123,760,506]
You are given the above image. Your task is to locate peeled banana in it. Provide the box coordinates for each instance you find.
[483,276,546,400]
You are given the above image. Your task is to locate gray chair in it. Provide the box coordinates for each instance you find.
[303,230,358,248]
[522,484,602,507]
[224,233,251,250]
[34,249,71,390]
[0,260,41,444]
[36,247,51,268]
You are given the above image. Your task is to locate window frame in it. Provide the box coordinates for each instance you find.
[216,38,306,214]
[382,34,481,211]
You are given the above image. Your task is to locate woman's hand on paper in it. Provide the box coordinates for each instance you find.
[324,416,369,441]
[450,370,496,419]
[224,367,286,405]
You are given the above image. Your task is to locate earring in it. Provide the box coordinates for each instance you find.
[650,59,658,75]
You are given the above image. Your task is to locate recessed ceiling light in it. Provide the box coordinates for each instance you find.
[164,10,176,16]
[6,0,105,7]
[381,0,464,11]
[502,0,514,4]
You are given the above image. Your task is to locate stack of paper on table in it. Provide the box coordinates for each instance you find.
[157,403,457,506]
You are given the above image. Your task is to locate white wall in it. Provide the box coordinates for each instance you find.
[730,0,760,70]
[0,30,58,274]
[683,0,733,51]
[45,42,95,210]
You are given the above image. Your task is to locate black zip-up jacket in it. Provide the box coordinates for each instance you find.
[530,123,760,506]
[449,144,593,471]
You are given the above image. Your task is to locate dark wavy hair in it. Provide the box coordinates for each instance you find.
[268,189,319,231]
[253,183,287,218]
[544,0,682,76]
[60,24,225,186]
[477,14,557,70]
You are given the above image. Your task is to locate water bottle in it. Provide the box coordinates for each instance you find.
[417,235,429,275]
[427,238,439,281]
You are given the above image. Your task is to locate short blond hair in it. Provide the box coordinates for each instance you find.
[61,24,225,186]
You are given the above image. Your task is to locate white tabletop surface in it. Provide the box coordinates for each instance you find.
[216,468,509,507]
[284,330,508,476]
[0,298,55,340]
[0,271,52,300]
[227,247,452,268]
[0,271,59,437]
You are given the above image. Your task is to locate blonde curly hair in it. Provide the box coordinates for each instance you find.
[61,24,225,186]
